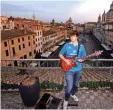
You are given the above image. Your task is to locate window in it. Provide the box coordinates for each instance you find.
[3,26,6,29]
[19,45,21,50]
[22,37,24,41]
[8,64,12,66]
[29,52,32,56]
[4,42,7,47]
[22,24,24,28]
[36,44,37,47]
[20,57,23,59]
[11,40,14,45]
[23,44,25,48]
[12,47,16,56]
[18,38,20,43]
[24,55,27,59]
[38,32,39,36]
[28,42,30,46]
[33,35,35,39]
[36,38,37,42]
[17,24,19,27]
[28,36,30,40]
[40,31,41,35]
[5,50,9,56]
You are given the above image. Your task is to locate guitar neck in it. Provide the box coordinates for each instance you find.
[81,51,101,60]
[84,54,95,59]
[75,50,103,61]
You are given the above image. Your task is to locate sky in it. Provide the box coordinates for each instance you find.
[1,0,113,23]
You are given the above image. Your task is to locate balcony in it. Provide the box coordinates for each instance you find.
[1,59,113,109]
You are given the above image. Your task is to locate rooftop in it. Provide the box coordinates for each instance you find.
[43,29,56,37]
[1,29,36,41]
[85,22,97,24]
[1,59,113,109]
[1,68,113,85]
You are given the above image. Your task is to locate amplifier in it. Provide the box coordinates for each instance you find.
[34,93,63,109]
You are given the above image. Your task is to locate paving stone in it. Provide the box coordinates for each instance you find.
[1,89,113,109]
[80,95,86,99]
[86,99,91,103]
[93,92,98,96]
[90,96,95,100]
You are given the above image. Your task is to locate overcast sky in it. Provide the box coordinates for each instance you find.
[1,0,113,23]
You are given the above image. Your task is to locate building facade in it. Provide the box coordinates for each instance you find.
[1,29,36,66]
[42,28,67,52]
[102,1,113,49]
[73,24,84,33]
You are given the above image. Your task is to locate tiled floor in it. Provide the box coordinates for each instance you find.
[1,89,113,109]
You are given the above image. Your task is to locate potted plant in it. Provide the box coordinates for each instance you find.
[19,76,40,107]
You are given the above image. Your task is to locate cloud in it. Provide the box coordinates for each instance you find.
[69,0,112,23]
[1,0,113,23]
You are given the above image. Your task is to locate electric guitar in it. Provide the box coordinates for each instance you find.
[61,50,103,72]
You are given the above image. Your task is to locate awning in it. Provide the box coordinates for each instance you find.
[101,44,112,51]
[58,41,65,46]
[41,52,52,58]
[50,46,59,52]
[111,54,113,57]
[30,63,37,67]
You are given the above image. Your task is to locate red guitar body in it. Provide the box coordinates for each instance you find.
[61,56,77,72]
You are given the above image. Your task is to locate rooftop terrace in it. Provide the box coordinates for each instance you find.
[1,59,113,109]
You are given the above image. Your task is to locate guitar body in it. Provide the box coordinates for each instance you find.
[61,56,77,72]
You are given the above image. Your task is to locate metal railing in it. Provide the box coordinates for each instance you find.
[1,58,113,67]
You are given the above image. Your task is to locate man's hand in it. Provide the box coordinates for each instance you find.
[78,58,85,63]
[65,59,71,65]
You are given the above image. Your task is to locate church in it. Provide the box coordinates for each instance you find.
[102,1,113,49]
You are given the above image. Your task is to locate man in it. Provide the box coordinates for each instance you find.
[59,31,86,109]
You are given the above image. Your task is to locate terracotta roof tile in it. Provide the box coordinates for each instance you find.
[1,29,36,41]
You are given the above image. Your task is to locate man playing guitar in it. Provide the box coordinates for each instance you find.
[59,31,86,109]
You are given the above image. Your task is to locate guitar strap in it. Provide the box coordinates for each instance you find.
[77,42,80,57]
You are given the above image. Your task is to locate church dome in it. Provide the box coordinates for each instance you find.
[68,17,72,23]
[106,1,113,18]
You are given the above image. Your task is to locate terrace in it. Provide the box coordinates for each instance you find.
[1,59,113,109]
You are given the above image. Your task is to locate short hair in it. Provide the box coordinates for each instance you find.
[70,31,79,37]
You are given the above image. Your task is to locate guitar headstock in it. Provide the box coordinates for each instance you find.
[94,50,103,56]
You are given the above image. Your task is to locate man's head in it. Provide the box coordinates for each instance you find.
[70,31,79,42]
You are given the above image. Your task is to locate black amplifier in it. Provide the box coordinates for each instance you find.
[34,93,63,109]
